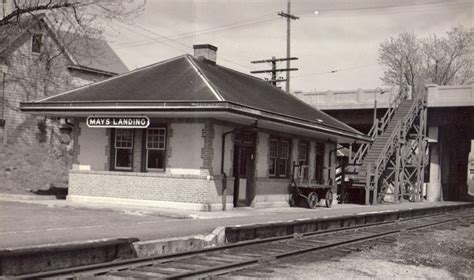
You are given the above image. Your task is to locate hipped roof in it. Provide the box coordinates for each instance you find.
[21,54,371,142]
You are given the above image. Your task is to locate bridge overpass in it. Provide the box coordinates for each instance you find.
[294,84,474,202]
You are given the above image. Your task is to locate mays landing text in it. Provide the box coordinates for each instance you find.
[87,116,150,128]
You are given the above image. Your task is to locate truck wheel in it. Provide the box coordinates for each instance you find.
[307,192,318,209]
[325,189,333,208]
[289,194,296,207]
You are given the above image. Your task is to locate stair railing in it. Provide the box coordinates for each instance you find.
[377,88,408,135]
[351,88,408,165]
[367,88,427,195]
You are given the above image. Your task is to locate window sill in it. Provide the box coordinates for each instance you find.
[113,168,133,172]
[145,169,165,172]
[70,169,215,180]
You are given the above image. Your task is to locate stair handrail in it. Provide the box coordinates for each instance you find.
[351,123,376,164]
[369,88,427,187]
[351,87,408,164]
[377,88,408,135]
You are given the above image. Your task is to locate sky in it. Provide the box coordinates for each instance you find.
[103,0,473,92]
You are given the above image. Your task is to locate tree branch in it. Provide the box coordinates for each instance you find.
[1,1,82,26]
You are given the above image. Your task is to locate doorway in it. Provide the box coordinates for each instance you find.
[232,132,256,207]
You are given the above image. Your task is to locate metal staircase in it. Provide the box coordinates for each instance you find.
[342,87,428,205]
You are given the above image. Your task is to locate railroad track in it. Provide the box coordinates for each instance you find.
[17,209,474,279]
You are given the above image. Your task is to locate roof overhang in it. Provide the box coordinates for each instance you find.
[20,100,372,143]
[67,65,117,76]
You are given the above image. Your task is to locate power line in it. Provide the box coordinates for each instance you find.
[115,21,255,70]
[219,57,255,70]
[250,56,298,86]
[113,21,191,54]
[127,23,193,51]
[127,23,255,70]
[109,0,466,50]
[291,63,379,78]
[112,15,279,49]
[293,0,466,17]
[112,13,276,46]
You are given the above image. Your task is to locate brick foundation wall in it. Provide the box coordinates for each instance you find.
[68,170,234,211]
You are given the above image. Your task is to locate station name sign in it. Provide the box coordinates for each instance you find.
[87,116,150,128]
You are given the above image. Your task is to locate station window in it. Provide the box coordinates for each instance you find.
[114,129,133,170]
[235,131,254,145]
[31,33,42,54]
[298,141,309,178]
[269,137,290,178]
[315,142,325,184]
[146,128,166,170]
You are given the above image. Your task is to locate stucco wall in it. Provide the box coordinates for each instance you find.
[308,141,316,180]
[256,132,269,178]
[168,122,205,175]
[212,124,233,176]
[77,122,107,171]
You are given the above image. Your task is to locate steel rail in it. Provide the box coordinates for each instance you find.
[17,220,397,279]
[167,213,474,279]
[15,209,474,279]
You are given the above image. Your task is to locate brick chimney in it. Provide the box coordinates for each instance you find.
[193,44,218,64]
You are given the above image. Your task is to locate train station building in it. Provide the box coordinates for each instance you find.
[20,45,371,211]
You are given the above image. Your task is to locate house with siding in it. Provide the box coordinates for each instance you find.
[0,14,128,144]
[21,44,371,211]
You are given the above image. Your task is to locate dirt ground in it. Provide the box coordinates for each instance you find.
[227,225,474,279]
[0,143,71,195]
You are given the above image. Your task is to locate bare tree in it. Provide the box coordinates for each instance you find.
[0,0,144,145]
[378,26,473,93]
[0,0,145,98]
[1,1,145,26]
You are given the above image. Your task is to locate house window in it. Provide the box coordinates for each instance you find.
[269,137,290,178]
[146,128,166,170]
[31,33,42,54]
[114,129,133,170]
[315,142,325,184]
[298,141,309,178]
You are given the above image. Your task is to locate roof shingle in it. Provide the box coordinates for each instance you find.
[35,54,366,137]
[193,57,361,134]
[45,56,217,102]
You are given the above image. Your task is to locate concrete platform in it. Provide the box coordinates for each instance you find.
[0,193,473,276]
[0,193,472,249]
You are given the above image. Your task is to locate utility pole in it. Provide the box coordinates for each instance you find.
[250,56,298,88]
[278,0,299,93]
